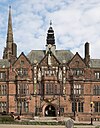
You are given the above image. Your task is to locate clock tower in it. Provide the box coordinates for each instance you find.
[46,21,56,55]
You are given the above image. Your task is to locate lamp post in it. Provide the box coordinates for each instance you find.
[90,101,94,125]
[35,92,37,116]
[58,95,60,116]
[73,96,76,119]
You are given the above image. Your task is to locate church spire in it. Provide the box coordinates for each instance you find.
[3,6,17,63]
[6,6,14,47]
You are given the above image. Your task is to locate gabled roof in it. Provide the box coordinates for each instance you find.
[13,52,31,66]
[68,52,86,68]
[27,50,74,64]
[39,50,60,66]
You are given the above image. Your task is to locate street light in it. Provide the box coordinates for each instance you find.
[90,101,94,125]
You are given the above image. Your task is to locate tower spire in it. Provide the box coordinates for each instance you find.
[3,6,17,62]
[6,6,14,46]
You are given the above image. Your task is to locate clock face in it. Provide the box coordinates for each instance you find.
[48,44,52,48]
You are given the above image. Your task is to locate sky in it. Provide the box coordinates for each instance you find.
[0,0,100,59]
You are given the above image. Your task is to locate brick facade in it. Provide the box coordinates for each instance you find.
[0,7,100,121]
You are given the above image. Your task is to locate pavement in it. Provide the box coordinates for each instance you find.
[0,123,99,128]
[0,117,100,128]
[0,125,65,128]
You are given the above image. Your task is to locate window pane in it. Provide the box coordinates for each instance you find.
[78,102,83,112]
[94,102,100,112]
[73,84,83,95]
[17,84,28,95]
[72,102,77,112]
[0,85,7,95]
[94,85,100,95]
[0,102,7,112]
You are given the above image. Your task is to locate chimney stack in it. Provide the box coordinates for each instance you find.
[84,42,90,66]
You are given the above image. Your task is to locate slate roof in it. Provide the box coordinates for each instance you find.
[1,51,100,68]
[55,50,74,63]
[90,59,100,68]
[27,50,46,64]
[0,59,10,68]
[27,50,74,64]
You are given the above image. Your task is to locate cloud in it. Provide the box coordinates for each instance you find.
[0,0,100,59]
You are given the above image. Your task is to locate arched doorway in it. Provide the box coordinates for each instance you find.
[45,105,56,117]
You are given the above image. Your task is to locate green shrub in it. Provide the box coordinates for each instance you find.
[0,115,14,122]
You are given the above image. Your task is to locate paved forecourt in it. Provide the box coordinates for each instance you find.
[0,125,65,128]
[0,124,97,128]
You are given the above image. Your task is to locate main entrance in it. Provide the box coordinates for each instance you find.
[45,105,56,117]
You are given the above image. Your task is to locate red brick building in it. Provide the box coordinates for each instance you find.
[0,7,100,121]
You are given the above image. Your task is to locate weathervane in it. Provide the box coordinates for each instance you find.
[9,5,11,9]
[50,20,52,26]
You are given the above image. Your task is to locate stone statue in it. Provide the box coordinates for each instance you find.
[65,119,74,128]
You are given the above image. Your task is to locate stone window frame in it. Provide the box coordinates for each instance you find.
[72,102,84,113]
[0,84,7,95]
[94,71,100,79]
[72,68,84,76]
[17,99,29,113]
[0,102,7,112]
[17,83,29,95]
[93,85,100,95]
[94,102,100,112]
[73,84,84,95]
[17,68,28,77]
[0,72,6,80]
[45,82,58,95]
